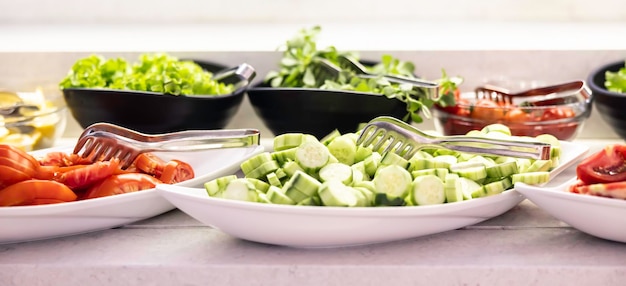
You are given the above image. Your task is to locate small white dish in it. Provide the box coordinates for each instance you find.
[156,141,589,248]
[0,144,264,244]
[516,177,626,243]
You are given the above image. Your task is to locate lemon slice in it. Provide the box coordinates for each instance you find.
[0,133,39,151]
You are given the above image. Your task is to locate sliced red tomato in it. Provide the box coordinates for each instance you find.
[570,181,626,200]
[132,153,166,177]
[38,151,93,167]
[576,145,626,185]
[82,173,163,200]
[159,160,195,184]
[0,144,39,168]
[0,179,77,206]
[0,165,32,189]
[58,159,121,190]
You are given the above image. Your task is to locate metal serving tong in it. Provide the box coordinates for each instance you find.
[73,123,260,169]
[310,57,440,100]
[356,116,551,160]
[474,80,591,107]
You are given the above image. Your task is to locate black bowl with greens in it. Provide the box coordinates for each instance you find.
[247,82,409,139]
[587,60,626,139]
[61,54,253,134]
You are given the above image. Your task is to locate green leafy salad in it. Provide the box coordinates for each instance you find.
[59,53,234,96]
[605,61,626,93]
[264,26,463,123]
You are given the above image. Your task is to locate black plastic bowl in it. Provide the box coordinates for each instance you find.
[62,61,247,134]
[587,60,626,140]
[247,83,409,139]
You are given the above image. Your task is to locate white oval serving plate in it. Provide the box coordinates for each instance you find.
[0,144,264,244]
[157,141,589,248]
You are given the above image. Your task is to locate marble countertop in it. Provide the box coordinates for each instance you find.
[1,139,625,286]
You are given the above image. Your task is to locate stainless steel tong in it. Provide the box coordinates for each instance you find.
[310,57,440,100]
[356,116,551,160]
[73,123,260,169]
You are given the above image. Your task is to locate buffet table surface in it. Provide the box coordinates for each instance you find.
[1,139,625,286]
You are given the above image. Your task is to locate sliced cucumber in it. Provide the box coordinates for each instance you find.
[354,145,373,163]
[363,152,382,177]
[411,174,446,205]
[458,177,481,200]
[244,160,280,180]
[350,161,369,183]
[295,141,330,173]
[511,172,550,185]
[220,179,258,202]
[450,162,487,181]
[266,172,283,187]
[320,129,341,146]
[411,168,449,181]
[327,135,357,165]
[282,161,304,177]
[246,178,270,193]
[267,186,296,205]
[525,160,552,172]
[486,161,519,178]
[273,133,316,151]
[284,170,322,197]
[380,151,409,168]
[204,175,237,196]
[318,180,358,207]
[271,148,297,165]
[240,152,273,175]
[373,164,413,200]
[444,173,463,203]
[319,162,353,184]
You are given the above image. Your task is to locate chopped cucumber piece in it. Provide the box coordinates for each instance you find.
[240,153,273,175]
[220,179,258,202]
[380,151,409,168]
[373,165,413,199]
[284,170,322,197]
[204,175,237,196]
[511,172,550,185]
[525,160,552,172]
[327,135,357,165]
[246,178,270,193]
[363,152,382,177]
[244,160,280,180]
[318,180,359,207]
[296,141,330,173]
[458,177,481,200]
[444,173,463,203]
[282,161,304,177]
[354,145,373,163]
[267,186,296,205]
[320,129,341,146]
[266,172,283,187]
[486,161,519,178]
[273,133,317,151]
[271,148,297,164]
[411,174,446,205]
[319,163,353,184]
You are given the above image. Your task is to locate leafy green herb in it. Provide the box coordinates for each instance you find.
[265,26,462,123]
[605,61,626,93]
[60,53,234,96]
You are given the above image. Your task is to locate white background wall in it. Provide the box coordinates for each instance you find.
[1,0,625,24]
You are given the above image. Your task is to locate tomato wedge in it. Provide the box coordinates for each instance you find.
[159,160,195,184]
[58,159,121,190]
[570,181,626,200]
[82,173,162,200]
[576,144,626,185]
[132,153,166,177]
[0,179,77,206]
